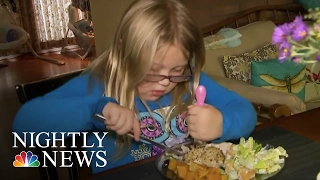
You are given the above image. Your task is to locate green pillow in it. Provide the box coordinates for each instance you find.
[251,59,306,101]
[295,0,320,10]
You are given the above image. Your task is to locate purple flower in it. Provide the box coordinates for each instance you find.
[278,42,292,62]
[272,23,292,45]
[291,16,308,41]
[293,16,303,24]
[316,54,320,62]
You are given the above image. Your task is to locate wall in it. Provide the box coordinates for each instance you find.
[90,0,135,56]
[90,0,299,56]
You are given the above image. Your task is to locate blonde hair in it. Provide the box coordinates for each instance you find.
[86,0,205,160]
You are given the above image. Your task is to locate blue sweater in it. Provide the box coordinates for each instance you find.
[12,71,257,174]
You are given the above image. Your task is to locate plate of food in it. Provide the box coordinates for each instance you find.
[156,137,288,180]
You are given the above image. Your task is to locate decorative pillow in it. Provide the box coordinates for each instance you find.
[223,43,278,84]
[204,28,242,50]
[305,63,320,102]
[251,59,306,101]
[294,0,320,10]
[74,19,92,34]
[6,28,19,42]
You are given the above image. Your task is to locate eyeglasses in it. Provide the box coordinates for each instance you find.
[144,63,193,83]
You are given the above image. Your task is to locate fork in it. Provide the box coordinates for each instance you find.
[93,114,184,156]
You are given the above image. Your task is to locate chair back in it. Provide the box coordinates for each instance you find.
[68,4,81,24]
[16,69,83,104]
[66,4,93,50]
[15,69,84,180]
[69,20,92,49]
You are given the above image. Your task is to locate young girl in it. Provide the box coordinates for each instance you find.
[12,0,257,174]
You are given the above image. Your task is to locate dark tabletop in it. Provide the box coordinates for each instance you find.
[86,125,320,180]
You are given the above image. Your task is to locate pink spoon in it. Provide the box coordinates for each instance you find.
[196,85,206,106]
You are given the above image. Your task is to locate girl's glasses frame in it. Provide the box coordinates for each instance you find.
[144,63,193,83]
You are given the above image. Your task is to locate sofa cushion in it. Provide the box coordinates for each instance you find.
[204,28,242,50]
[250,59,306,101]
[305,83,320,102]
[223,43,277,84]
[306,100,320,111]
[203,20,276,77]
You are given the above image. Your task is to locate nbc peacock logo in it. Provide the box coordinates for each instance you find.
[13,151,40,167]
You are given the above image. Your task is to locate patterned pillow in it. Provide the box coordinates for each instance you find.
[223,43,278,84]
[251,59,306,101]
[295,0,320,10]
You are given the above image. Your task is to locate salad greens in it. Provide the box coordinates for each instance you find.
[224,137,288,179]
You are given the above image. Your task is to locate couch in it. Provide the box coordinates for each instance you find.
[200,4,320,118]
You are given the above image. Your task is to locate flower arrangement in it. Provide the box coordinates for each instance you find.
[272,8,320,64]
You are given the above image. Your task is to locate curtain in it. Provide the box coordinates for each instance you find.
[0,0,85,57]
[32,0,85,49]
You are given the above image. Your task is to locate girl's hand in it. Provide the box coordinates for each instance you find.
[186,104,223,141]
[102,102,141,141]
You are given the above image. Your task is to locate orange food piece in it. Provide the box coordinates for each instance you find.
[166,169,176,179]
[169,159,224,180]
[208,167,220,174]
[204,167,222,180]
[168,159,177,171]
[197,169,209,179]
[177,161,186,166]
[206,172,222,180]
[189,162,206,171]
[177,164,189,179]
[185,170,198,180]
